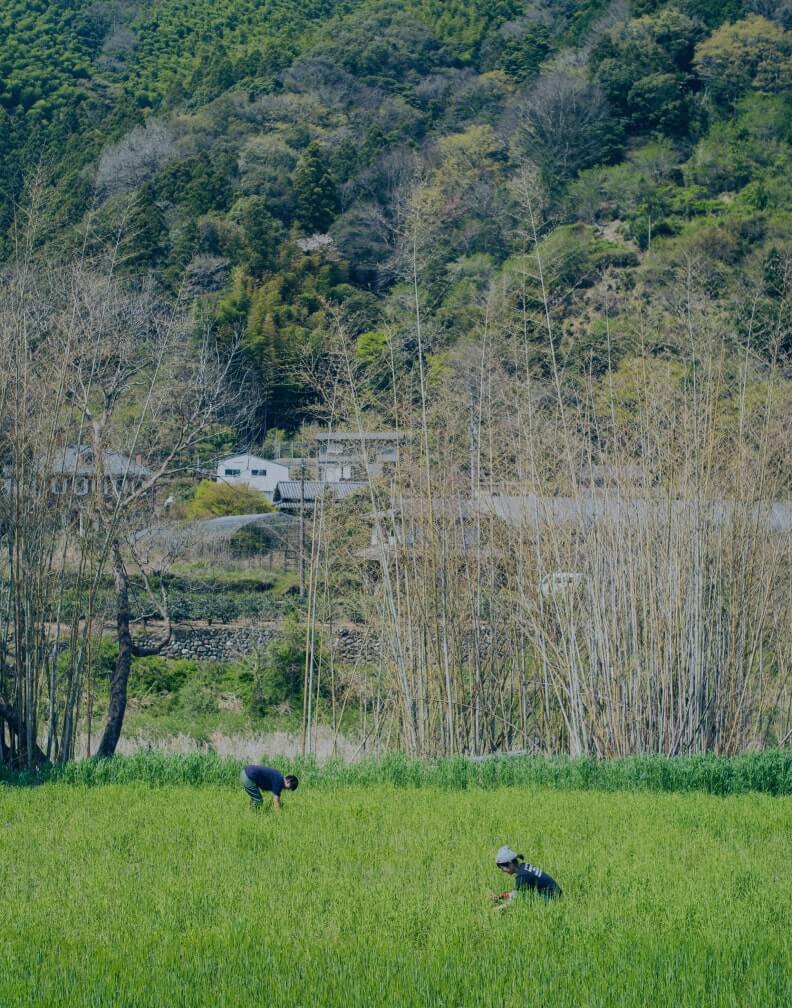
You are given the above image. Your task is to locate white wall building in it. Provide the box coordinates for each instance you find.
[316,432,402,482]
[216,454,290,501]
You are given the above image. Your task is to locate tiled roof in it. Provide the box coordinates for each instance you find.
[273,481,367,503]
[51,446,153,477]
[314,432,403,441]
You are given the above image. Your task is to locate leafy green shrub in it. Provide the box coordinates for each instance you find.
[536,224,639,291]
[182,480,274,519]
[129,657,195,694]
[253,620,307,709]
[176,675,219,718]
[56,636,118,685]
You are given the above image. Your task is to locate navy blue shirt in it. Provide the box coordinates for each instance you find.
[244,765,285,796]
[515,862,562,898]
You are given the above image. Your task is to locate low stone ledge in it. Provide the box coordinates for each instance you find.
[135,624,380,662]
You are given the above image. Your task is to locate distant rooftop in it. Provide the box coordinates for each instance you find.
[273,481,367,503]
[52,446,153,478]
[314,431,404,442]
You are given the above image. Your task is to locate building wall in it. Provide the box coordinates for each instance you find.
[320,462,356,482]
[216,454,289,500]
[317,438,398,482]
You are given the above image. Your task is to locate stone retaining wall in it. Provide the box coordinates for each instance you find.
[137,624,380,663]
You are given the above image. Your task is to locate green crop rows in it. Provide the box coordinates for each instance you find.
[1,780,789,1007]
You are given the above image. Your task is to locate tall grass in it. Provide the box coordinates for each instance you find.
[5,750,789,795]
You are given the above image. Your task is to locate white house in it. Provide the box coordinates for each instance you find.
[216,454,290,501]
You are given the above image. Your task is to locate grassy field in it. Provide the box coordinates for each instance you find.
[1,782,790,1007]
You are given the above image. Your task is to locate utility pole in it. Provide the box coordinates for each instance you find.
[299,461,305,597]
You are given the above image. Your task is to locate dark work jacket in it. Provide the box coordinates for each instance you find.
[515,862,562,899]
[244,765,284,795]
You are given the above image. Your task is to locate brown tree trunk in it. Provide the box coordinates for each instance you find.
[0,696,49,768]
[95,544,133,758]
[95,543,171,759]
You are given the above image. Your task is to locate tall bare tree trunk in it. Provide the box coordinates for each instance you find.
[95,544,133,758]
[96,541,175,757]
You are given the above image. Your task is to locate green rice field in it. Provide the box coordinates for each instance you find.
[2,776,790,1007]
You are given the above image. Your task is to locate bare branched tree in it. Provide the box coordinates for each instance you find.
[0,201,242,768]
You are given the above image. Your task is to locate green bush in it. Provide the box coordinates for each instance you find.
[182,480,274,519]
[252,620,307,710]
[56,636,118,684]
[176,677,219,718]
[129,657,196,694]
[28,750,792,796]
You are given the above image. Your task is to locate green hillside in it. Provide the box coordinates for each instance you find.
[1,1,790,430]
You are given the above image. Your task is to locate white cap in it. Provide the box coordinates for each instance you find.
[495,845,523,864]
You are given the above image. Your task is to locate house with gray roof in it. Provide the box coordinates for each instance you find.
[49,446,153,499]
[315,431,403,482]
[215,453,291,501]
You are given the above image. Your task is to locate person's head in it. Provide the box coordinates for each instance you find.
[495,845,523,875]
[284,774,299,791]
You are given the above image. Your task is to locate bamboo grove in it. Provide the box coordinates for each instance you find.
[298,195,792,759]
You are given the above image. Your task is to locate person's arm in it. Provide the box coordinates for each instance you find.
[493,892,517,911]
[491,890,517,910]
[272,793,282,812]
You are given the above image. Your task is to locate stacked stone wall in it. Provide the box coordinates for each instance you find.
[137,624,379,663]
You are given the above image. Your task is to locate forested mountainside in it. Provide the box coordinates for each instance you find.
[2,0,790,433]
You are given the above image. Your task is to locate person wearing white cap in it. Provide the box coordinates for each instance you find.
[493,845,562,907]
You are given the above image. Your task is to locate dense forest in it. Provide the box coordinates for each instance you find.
[1,0,789,433]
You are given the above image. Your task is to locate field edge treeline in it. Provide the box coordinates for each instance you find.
[4,749,790,796]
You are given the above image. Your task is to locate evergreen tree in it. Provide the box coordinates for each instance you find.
[236,196,283,274]
[124,187,167,269]
[292,143,339,233]
[763,248,787,299]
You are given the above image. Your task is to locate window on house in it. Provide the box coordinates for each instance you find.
[224,468,241,476]
[251,469,267,476]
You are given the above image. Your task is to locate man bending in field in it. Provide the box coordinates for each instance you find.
[240,765,298,812]
[492,845,562,907]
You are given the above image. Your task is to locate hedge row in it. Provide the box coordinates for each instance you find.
[6,750,790,796]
